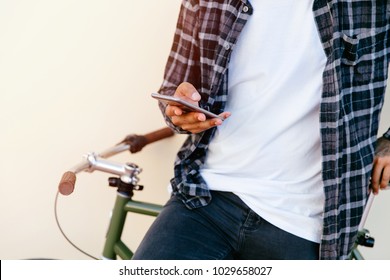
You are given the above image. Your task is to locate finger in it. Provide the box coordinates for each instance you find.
[219,112,232,120]
[172,109,232,127]
[371,157,383,194]
[181,117,224,134]
[171,112,207,126]
[175,82,201,103]
[175,111,231,132]
[380,165,390,190]
[372,156,390,193]
[117,135,134,145]
[165,104,184,117]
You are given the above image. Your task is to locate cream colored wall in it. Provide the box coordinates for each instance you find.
[0,0,389,260]
[0,0,184,260]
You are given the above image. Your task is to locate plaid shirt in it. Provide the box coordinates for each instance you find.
[158,0,390,259]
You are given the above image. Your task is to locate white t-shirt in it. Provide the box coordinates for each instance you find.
[200,0,327,243]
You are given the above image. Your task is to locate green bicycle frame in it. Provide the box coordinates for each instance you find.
[348,229,375,260]
[102,191,375,260]
[102,191,162,260]
[102,192,372,260]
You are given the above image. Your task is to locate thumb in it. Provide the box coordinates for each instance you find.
[175,82,201,103]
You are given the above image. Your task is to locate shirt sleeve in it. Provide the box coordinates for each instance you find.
[157,0,201,134]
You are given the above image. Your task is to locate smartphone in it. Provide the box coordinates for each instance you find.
[151,92,224,120]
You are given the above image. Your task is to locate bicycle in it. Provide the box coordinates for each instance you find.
[56,133,385,260]
[56,128,173,260]
[349,192,377,260]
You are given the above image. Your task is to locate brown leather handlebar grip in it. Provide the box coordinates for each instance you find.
[58,171,76,195]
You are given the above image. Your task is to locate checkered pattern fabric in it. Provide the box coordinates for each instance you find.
[157,0,390,259]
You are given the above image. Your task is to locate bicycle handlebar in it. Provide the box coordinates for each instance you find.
[98,144,130,159]
[58,171,77,196]
[58,144,134,196]
[358,186,389,231]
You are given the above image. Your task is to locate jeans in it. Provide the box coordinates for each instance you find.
[133,191,319,260]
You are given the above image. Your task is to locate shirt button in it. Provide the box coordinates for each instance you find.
[224,42,230,50]
[242,5,249,13]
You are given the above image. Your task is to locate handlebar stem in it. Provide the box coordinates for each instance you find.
[82,152,142,186]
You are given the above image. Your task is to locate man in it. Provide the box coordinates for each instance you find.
[133,0,390,259]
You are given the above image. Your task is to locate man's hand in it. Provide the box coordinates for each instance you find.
[119,134,147,153]
[371,136,390,194]
[119,127,174,153]
[165,82,231,134]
